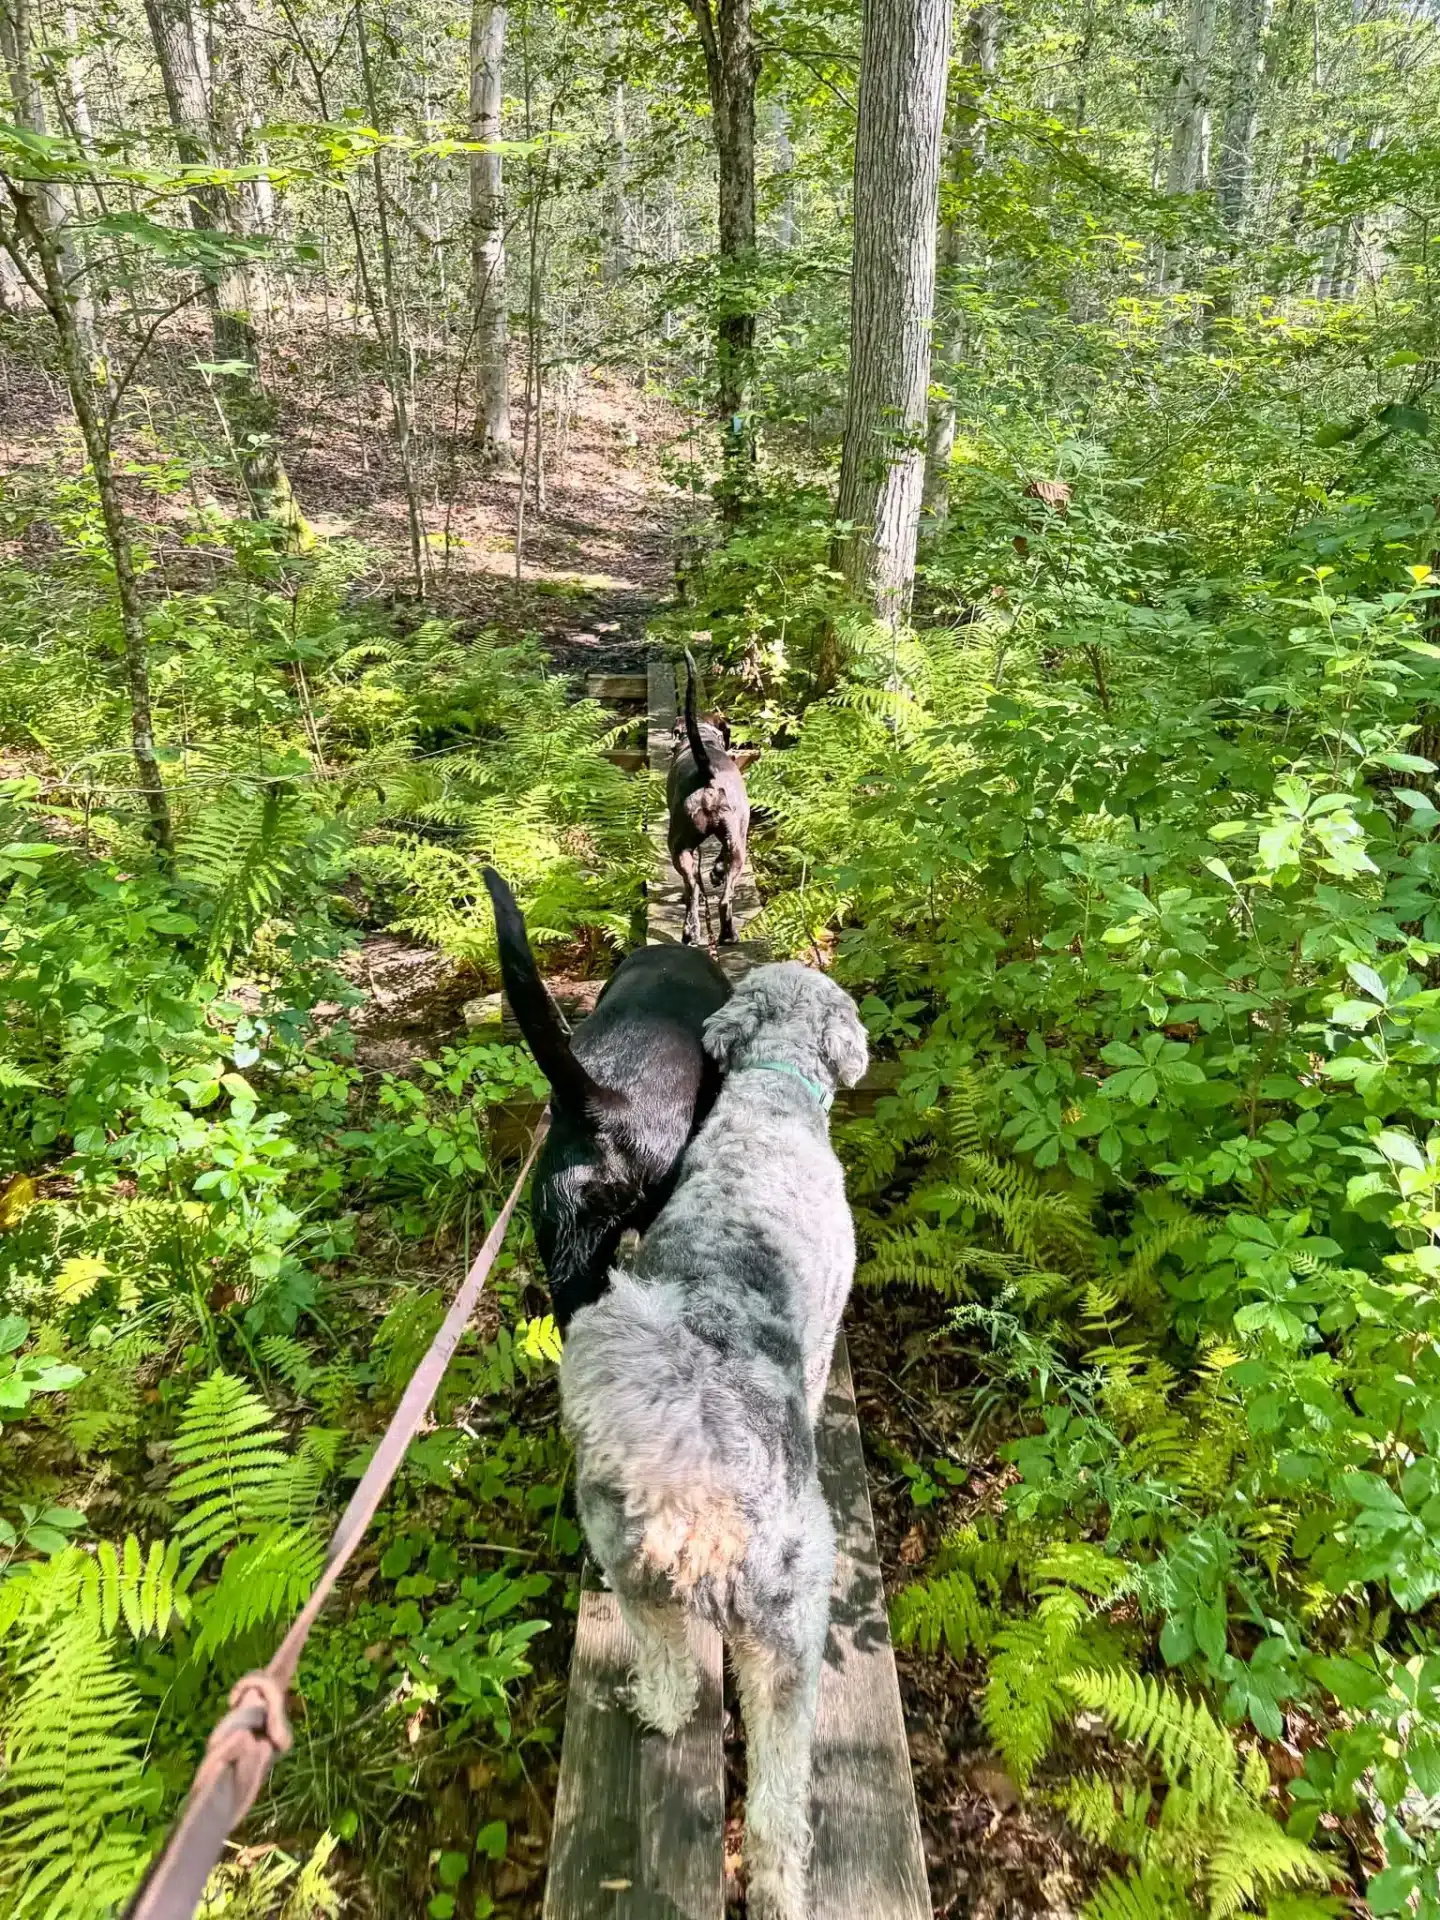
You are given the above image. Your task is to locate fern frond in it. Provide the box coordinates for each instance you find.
[168,1369,293,1562]
[1063,1669,1240,1811]
[0,1616,151,1918]
[193,1524,325,1657]
[1204,1810,1329,1918]
[1083,1867,1189,1920]
[891,1571,994,1660]
[86,1536,188,1638]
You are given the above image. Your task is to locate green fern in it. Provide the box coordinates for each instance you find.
[1062,1669,1241,1812]
[891,1570,994,1660]
[1084,1867,1190,1920]
[168,1369,295,1562]
[181,782,347,971]
[0,1616,151,1919]
[982,1588,1092,1787]
[1205,1810,1331,1917]
[193,1523,325,1656]
[84,1536,188,1639]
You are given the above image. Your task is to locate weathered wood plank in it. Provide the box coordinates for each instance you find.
[647,655,679,773]
[810,1332,930,1920]
[587,672,649,704]
[542,1588,725,1920]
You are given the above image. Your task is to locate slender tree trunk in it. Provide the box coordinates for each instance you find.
[922,3,999,537]
[1216,0,1273,234]
[770,99,796,249]
[142,0,304,540]
[1155,0,1218,290]
[355,3,427,596]
[604,79,632,282]
[1166,0,1218,195]
[834,0,951,631]
[686,0,758,517]
[0,0,96,360]
[0,178,173,853]
[469,0,512,464]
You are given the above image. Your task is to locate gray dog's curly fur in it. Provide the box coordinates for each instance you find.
[559,962,870,1920]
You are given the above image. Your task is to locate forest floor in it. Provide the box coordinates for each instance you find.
[2,334,1089,1916]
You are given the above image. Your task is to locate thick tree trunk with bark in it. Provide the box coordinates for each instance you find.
[922,3,999,537]
[835,0,951,627]
[0,181,173,853]
[142,0,303,539]
[469,0,512,464]
[687,0,758,515]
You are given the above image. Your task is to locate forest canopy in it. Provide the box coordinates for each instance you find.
[3,0,1440,1915]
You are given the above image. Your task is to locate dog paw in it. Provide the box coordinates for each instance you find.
[745,1862,809,1920]
[626,1662,699,1738]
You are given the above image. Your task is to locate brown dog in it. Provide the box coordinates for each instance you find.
[666,651,752,945]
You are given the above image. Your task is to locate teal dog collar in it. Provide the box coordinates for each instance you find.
[741,1060,833,1112]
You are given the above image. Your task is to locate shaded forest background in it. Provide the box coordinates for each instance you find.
[3,0,1440,1916]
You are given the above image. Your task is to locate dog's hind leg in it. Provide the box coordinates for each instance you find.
[675,844,703,946]
[716,832,745,945]
[735,1496,835,1920]
[617,1589,700,1737]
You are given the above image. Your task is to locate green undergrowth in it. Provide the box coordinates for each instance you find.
[679,422,1440,1914]
[0,464,640,1916]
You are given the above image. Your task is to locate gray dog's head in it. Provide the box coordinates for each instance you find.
[703,961,869,1094]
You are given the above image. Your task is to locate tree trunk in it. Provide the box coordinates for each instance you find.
[1216,0,1273,235]
[1155,0,1218,291]
[0,0,97,361]
[1166,0,1218,197]
[142,0,304,540]
[770,99,796,249]
[922,3,999,537]
[469,0,512,464]
[834,0,952,629]
[0,181,173,853]
[687,0,758,517]
[604,79,632,282]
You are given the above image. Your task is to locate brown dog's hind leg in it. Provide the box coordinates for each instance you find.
[676,844,703,945]
[717,833,744,944]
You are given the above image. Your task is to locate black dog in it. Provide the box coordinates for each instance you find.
[667,651,752,945]
[483,868,730,1328]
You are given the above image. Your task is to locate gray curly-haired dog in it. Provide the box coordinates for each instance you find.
[559,962,869,1920]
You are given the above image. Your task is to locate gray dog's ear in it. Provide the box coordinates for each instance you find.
[704,985,766,1068]
[821,996,869,1089]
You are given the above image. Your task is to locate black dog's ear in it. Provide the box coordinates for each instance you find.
[820,994,870,1089]
[704,982,768,1069]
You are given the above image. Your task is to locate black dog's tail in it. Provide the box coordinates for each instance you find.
[683,650,713,783]
[483,867,604,1116]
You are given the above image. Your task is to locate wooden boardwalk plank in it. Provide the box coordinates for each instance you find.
[543,1588,725,1920]
[587,672,649,704]
[811,1333,930,1920]
[647,655,679,772]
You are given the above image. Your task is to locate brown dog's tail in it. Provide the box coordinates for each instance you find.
[683,650,713,783]
[483,867,606,1118]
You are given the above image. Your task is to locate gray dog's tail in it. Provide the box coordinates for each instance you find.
[561,1272,752,1597]
[683,650,713,783]
[483,867,606,1118]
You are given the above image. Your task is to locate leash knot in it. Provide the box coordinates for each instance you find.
[192,1671,293,1822]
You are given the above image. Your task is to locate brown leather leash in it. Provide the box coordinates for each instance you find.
[127,1117,549,1920]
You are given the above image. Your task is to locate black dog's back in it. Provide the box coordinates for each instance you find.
[483,869,730,1326]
